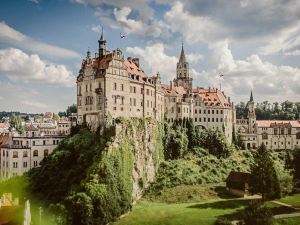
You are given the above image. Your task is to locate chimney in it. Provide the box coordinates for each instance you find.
[132,58,140,68]
[170,81,173,90]
[208,87,211,92]
[127,57,132,61]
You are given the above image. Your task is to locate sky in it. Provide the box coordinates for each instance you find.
[0,0,300,113]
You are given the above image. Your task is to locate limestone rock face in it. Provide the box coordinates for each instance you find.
[112,119,163,201]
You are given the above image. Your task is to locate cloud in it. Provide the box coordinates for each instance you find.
[0,96,3,100]
[126,43,177,81]
[28,0,39,4]
[23,101,47,109]
[186,53,203,64]
[284,50,300,56]
[204,40,300,101]
[0,48,75,87]
[0,21,80,59]
[72,0,153,19]
[164,2,226,44]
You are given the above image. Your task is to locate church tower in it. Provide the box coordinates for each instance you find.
[247,90,256,134]
[174,42,193,91]
[98,28,106,57]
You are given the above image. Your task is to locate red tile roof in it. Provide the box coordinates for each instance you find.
[124,60,146,78]
[256,120,300,128]
[0,133,9,145]
[25,124,39,131]
[161,84,187,96]
[193,88,231,108]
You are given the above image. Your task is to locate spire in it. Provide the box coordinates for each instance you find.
[100,26,104,41]
[250,90,253,102]
[98,26,106,57]
[179,40,186,63]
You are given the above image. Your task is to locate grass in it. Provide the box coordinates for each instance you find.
[114,198,249,225]
[0,176,57,225]
[145,183,235,203]
[274,217,300,225]
[278,194,300,208]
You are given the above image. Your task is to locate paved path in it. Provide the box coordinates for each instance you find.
[273,212,300,219]
[272,200,299,210]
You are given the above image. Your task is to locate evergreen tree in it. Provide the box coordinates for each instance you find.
[291,147,300,188]
[251,144,281,200]
[243,200,273,225]
[9,113,24,134]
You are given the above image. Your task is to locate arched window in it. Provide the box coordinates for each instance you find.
[44,149,49,157]
[23,151,28,158]
[13,151,18,158]
[262,132,268,140]
[296,132,300,139]
[33,150,38,157]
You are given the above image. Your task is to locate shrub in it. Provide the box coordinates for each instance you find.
[243,200,273,225]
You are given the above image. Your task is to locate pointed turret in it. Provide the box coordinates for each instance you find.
[98,27,106,57]
[179,41,186,63]
[250,90,253,102]
[175,40,193,91]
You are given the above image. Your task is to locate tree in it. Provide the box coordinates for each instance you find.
[9,113,24,134]
[66,104,77,116]
[251,144,281,200]
[243,200,273,225]
[163,123,188,160]
[195,128,231,158]
[291,147,300,188]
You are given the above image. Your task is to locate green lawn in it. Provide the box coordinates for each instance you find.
[114,199,249,225]
[278,194,300,208]
[0,176,57,225]
[274,217,300,225]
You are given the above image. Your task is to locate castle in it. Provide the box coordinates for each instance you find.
[77,32,236,143]
[236,92,300,150]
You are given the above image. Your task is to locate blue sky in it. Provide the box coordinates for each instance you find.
[0,0,300,113]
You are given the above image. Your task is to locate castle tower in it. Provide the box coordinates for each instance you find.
[174,41,193,91]
[98,28,106,57]
[247,90,256,134]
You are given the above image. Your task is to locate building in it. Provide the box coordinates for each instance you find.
[226,171,252,197]
[77,32,236,143]
[237,92,300,150]
[0,119,70,179]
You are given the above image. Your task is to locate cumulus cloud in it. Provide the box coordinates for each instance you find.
[0,48,75,87]
[126,43,177,81]
[72,0,153,19]
[205,41,300,101]
[0,21,80,59]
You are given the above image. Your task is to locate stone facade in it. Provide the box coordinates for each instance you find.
[0,120,70,179]
[237,92,300,150]
[77,32,235,143]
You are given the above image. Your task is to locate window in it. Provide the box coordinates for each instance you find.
[23,151,28,158]
[121,84,124,91]
[34,161,38,167]
[262,132,268,140]
[32,141,35,146]
[23,162,27,168]
[53,140,56,145]
[13,162,18,168]
[296,132,300,139]
[13,151,18,158]
[33,150,38,157]
[113,83,117,90]
[288,128,292,135]
[274,128,278,135]
[43,140,46,145]
[281,128,285,135]
[44,149,49,157]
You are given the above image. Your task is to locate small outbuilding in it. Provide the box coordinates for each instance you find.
[226,171,252,197]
